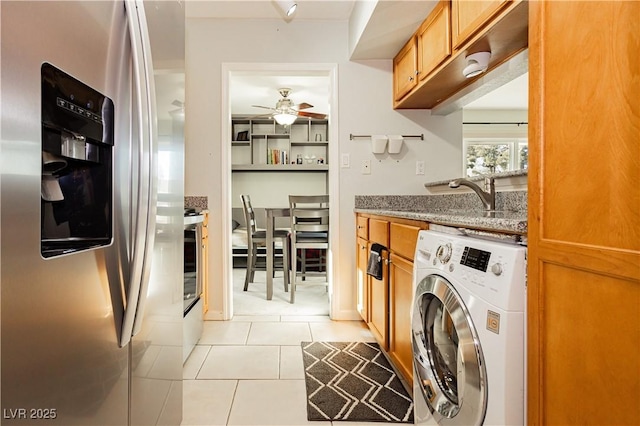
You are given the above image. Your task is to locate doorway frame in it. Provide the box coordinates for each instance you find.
[220,62,340,320]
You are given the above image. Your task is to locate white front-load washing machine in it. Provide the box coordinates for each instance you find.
[411,230,526,425]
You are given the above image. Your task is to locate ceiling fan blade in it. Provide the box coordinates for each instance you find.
[295,102,313,110]
[252,105,278,111]
[297,111,327,120]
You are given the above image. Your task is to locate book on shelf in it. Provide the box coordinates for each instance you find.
[267,149,288,165]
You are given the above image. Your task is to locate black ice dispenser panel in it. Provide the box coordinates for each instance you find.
[41,63,114,258]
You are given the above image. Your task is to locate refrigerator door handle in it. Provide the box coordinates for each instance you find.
[119,0,158,348]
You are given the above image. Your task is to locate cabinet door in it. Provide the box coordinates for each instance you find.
[369,218,389,247]
[417,0,451,81]
[528,1,640,425]
[390,222,425,260]
[451,0,510,49]
[356,237,369,322]
[389,253,414,385]
[393,37,418,102]
[356,215,368,240]
[368,241,388,350]
[367,219,389,350]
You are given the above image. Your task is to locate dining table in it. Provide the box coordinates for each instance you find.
[265,207,291,300]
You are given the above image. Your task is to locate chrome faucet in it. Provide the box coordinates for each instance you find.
[449,177,496,211]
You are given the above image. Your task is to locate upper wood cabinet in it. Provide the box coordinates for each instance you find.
[417,0,451,82]
[393,38,418,102]
[394,0,451,102]
[451,0,511,49]
[393,0,528,109]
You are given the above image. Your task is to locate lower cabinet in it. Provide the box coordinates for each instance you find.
[356,237,369,322]
[355,213,427,385]
[389,253,415,384]
[367,218,390,350]
[368,245,389,351]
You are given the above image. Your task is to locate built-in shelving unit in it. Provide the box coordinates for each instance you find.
[231,116,329,171]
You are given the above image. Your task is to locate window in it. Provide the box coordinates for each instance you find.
[463,138,528,177]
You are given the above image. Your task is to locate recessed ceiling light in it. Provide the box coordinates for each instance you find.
[463,52,491,79]
[276,0,297,17]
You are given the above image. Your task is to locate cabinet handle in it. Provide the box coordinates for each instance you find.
[408,76,414,82]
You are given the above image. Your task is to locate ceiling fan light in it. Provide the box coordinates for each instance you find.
[274,113,296,125]
[276,0,297,17]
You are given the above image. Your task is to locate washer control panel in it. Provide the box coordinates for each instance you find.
[415,230,527,311]
[435,242,452,264]
[460,246,491,272]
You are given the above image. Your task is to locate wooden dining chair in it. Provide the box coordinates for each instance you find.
[288,195,329,303]
[240,194,289,293]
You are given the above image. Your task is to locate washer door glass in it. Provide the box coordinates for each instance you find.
[412,274,487,425]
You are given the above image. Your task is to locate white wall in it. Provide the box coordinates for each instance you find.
[185,14,463,320]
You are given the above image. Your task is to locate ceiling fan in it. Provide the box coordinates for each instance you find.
[169,99,184,116]
[251,88,327,125]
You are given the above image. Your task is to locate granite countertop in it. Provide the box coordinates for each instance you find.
[354,207,527,235]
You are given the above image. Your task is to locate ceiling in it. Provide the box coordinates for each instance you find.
[185,0,357,21]
[148,0,528,121]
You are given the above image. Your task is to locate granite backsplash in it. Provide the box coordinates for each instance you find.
[355,191,527,213]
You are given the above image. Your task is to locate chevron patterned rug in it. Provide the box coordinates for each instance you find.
[301,341,414,423]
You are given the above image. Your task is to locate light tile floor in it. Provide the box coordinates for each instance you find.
[182,316,384,426]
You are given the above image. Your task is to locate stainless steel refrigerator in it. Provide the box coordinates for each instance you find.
[1,1,184,424]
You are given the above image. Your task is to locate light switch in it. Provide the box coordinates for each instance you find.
[341,153,350,168]
[416,160,425,175]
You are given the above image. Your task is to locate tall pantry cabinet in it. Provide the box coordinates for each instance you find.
[527,2,640,425]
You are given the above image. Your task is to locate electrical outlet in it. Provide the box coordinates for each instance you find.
[416,160,425,175]
[361,159,371,175]
[341,153,350,168]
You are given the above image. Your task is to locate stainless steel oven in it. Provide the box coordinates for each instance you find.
[184,212,204,313]
[183,209,204,361]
